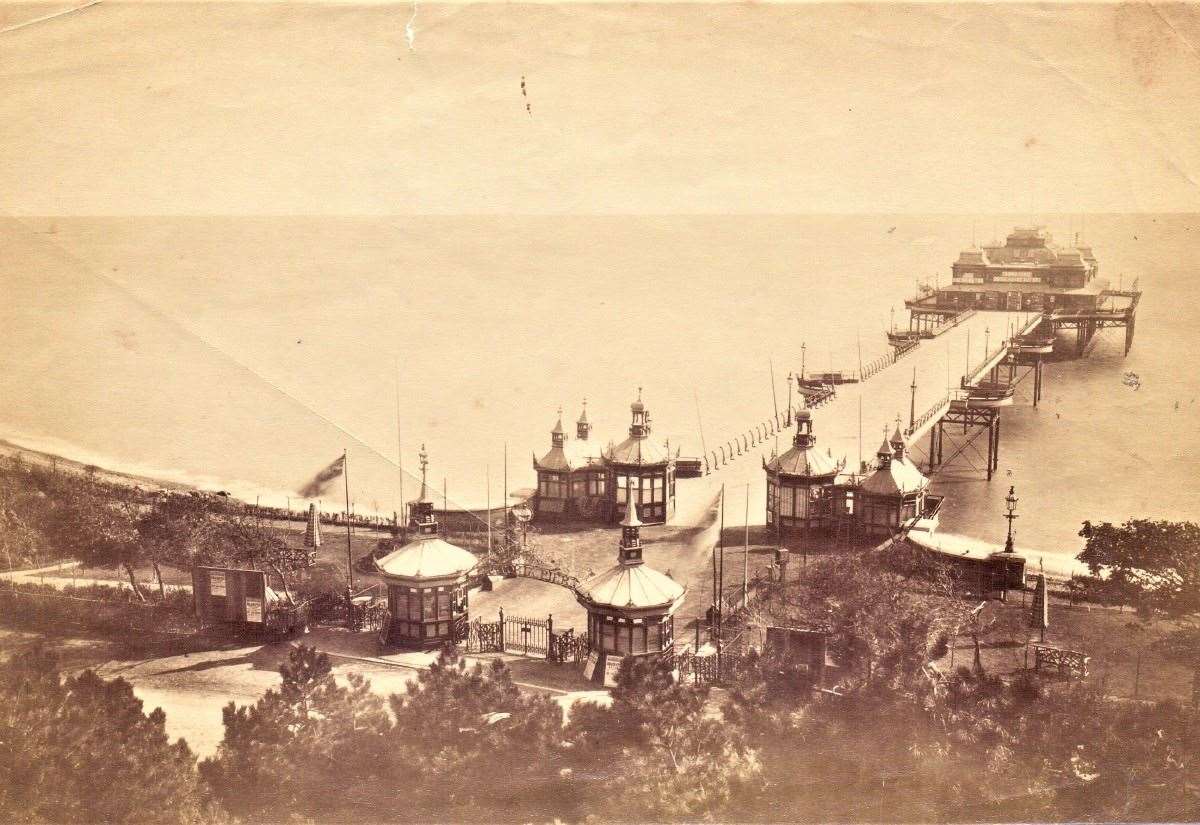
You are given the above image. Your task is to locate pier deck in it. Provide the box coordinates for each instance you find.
[675,310,1029,527]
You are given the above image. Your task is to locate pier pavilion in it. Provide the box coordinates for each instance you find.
[833,425,939,540]
[764,408,841,535]
[532,403,607,521]
[603,390,676,524]
[576,502,685,685]
[938,227,1103,313]
[377,448,478,649]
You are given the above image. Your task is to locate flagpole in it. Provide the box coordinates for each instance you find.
[743,482,750,609]
[343,449,354,591]
[487,463,492,555]
[717,484,725,665]
[396,362,405,541]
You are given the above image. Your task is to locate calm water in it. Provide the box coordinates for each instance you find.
[2,214,1196,566]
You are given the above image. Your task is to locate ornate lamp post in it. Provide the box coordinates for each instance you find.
[1003,485,1019,553]
[512,502,533,550]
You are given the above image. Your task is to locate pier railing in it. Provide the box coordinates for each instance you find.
[906,327,1027,440]
[905,393,952,440]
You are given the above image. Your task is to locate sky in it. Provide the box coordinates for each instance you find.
[0,1,1198,216]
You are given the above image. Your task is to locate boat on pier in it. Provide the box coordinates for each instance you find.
[963,382,1015,408]
[1013,331,1056,355]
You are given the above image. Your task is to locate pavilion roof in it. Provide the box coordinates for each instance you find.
[604,433,669,466]
[859,455,929,497]
[375,536,478,580]
[579,562,684,611]
[765,443,839,478]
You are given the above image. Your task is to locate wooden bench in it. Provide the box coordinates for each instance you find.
[1033,644,1090,679]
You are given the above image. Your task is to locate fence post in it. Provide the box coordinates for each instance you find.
[546,613,554,661]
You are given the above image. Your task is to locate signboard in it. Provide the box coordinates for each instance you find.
[210,570,227,596]
[603,654,625,688]
[995,270,1039,284]
[244,597,263,623]
[583,651,601,683]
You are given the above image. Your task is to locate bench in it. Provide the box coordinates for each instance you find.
[1033,644,1090,679]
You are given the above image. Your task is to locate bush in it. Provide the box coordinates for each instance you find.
[0,582,195,637]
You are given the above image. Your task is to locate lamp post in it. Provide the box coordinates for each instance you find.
[512,502,532,551]
[1003,485,1019,554]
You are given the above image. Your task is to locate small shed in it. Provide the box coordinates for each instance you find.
[192,566,307,636]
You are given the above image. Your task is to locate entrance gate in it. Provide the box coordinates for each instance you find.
[464,617,503,653]
[499,608,551,657]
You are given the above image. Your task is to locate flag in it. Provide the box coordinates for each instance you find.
[298,454,345,499]
[303,502,322,548]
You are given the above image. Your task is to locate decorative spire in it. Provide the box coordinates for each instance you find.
[629,387,649,438]
[551,407,565,448]
[891,416,906,461]
[410,444,438,536]
[576,398,591,441]
[618,498,644,565]
[793,401,814,448]
[876,426,893,467]
[418,443,428,501]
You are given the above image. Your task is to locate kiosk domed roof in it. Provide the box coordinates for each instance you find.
[376,536,478,580]
[580,563,684,611]
[859,455,929,497]
[605,435,669,466]
[537,439,603,472]
[766,445,839,478]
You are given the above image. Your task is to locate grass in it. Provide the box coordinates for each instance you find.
[936,593,1195,704]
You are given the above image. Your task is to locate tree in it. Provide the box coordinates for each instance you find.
[174,501,313,603]
[200,645,391,821]
[387,649,571,820]
[566,654,759,821]
[0,644,213,824]
[746,548,961,692]
[0,468,43,569]
[1078,519,1200,617]
[37,477,148,599]
[136,492,226,597]
[203,646,571,823]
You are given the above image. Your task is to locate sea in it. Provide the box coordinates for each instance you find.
[2,213,1197,572]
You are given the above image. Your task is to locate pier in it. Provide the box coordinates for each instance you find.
[675,282,1140,528]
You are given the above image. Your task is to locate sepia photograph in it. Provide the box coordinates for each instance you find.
[1,0,1198,821]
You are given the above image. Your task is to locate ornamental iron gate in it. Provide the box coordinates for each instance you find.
[464,617,503,653]
[500,608,551,657]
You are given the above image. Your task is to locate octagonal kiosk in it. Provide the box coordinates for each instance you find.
[604,390,675,524]
[854,426,932,538]
[764,407,840,536]
[576,501,685,685]
[376,449,478,649]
